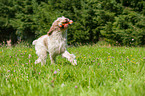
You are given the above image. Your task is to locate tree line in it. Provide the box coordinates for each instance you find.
[0,0,145,46]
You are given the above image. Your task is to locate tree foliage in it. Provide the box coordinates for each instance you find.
[0,0,145,46]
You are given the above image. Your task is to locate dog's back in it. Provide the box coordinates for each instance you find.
[32,35,48,51]
[32,40,37,45]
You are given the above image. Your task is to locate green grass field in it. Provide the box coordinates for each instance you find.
[0,43,145,96]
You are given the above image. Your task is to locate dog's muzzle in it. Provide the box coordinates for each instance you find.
[58,20,73,28]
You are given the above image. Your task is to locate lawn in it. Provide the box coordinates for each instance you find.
[0,43,145,96]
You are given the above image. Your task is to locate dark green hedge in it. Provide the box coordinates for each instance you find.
[0,0,145,46]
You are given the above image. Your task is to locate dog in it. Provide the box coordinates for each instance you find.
[32,16,77,66]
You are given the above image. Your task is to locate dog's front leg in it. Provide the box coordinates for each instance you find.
[62,51,77,66]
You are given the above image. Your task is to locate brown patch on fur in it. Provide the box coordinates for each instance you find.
[47,19,60,36]
[43,37,48,48]
[47,26,55,36]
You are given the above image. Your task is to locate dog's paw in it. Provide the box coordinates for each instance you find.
[34,61,38,64]
[71,59,77,66]
[34,58,41,64]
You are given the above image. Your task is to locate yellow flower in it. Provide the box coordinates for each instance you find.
[130,55,132,57]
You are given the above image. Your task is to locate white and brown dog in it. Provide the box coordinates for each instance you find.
[32,16,77,65]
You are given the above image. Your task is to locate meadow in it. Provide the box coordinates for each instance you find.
[0,43,145,96]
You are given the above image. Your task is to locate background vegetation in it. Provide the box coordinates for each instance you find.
[0,0,145,46]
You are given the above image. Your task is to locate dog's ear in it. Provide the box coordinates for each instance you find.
[47,26,54,36]
[62,16,65,18]
[47,18,61,36]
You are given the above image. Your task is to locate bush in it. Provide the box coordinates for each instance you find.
[0,0,145,46]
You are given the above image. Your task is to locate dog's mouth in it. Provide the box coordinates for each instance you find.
[58,20,73,29]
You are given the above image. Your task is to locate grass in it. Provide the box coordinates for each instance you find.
[0,43,145,96]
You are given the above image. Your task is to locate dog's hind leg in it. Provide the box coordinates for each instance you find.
[35,57,41,64]
[35,53,47,66]
[39,52,47,65]
[35,47,48,65]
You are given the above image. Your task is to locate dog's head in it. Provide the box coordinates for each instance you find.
[47,16,73,36]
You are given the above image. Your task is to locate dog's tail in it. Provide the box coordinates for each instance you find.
[32,40,37,45]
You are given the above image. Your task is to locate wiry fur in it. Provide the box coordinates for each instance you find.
[32,16,77,65]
